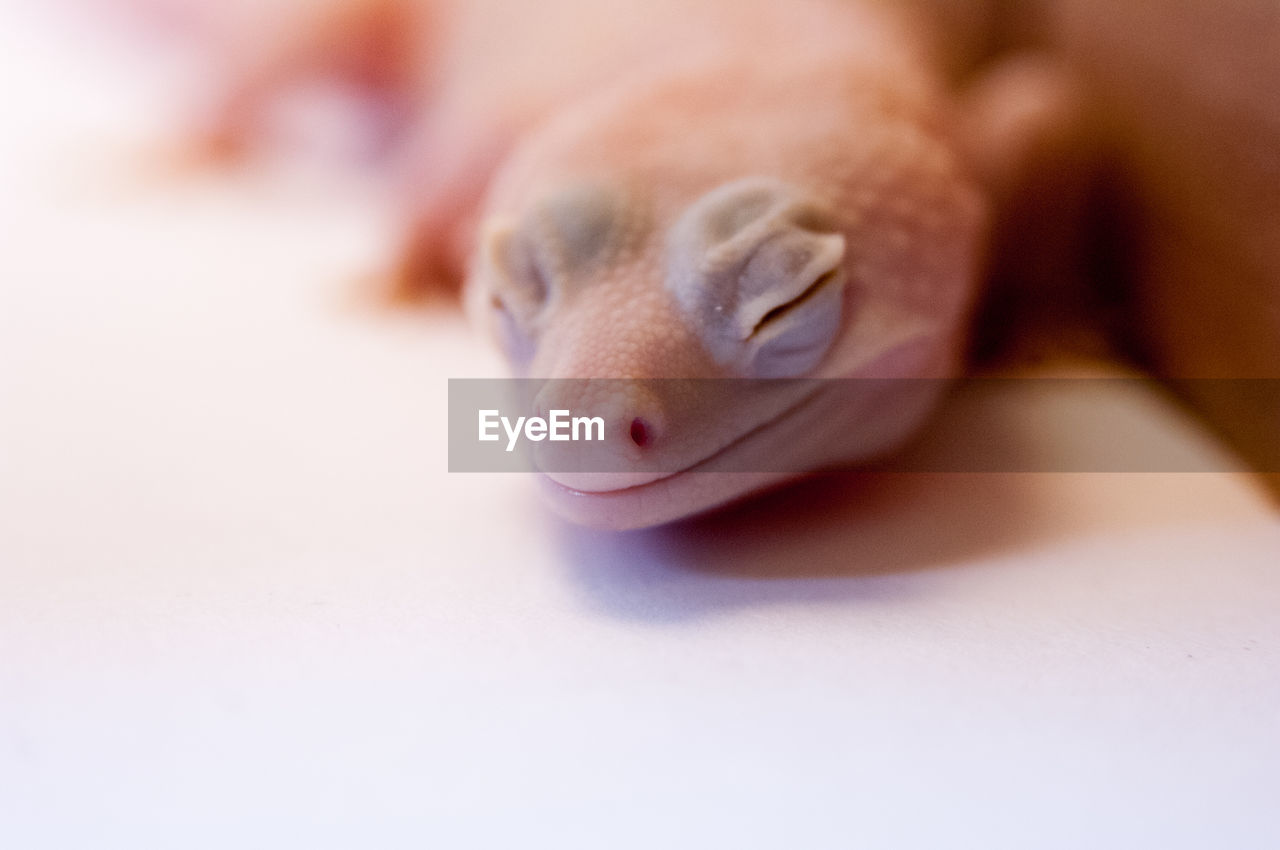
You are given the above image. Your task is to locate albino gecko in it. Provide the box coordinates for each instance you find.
[112,0,1280,527]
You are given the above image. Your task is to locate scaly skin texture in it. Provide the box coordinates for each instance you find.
[113,0,1279,526]
[463,5,1000,527]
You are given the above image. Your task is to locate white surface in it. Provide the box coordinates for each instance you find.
[2,5,1280,847]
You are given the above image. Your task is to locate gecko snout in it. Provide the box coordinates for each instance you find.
[528,380,673,491]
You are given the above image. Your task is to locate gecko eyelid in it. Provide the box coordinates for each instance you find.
[486,223,552,318]
[522,246,551,305]
[666,177,849,377]
[749,269,841,338]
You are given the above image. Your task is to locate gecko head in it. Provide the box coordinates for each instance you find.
[466,62,989,528]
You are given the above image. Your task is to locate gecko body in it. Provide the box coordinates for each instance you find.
[116,0,1280,525]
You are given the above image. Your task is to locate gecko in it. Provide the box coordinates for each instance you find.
[108,0,1280,528]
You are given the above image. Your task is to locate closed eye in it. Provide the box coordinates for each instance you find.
[490,293,537,364]
[749,270,841,338]
[505,239,551,310]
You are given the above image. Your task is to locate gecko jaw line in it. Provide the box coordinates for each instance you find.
[546,385,827,497]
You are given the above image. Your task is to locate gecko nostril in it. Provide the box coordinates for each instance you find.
[629,417,653,449]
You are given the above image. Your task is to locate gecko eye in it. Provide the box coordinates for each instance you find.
[480,183,632,360]
[667,177,848,378]
[480,221,549,362]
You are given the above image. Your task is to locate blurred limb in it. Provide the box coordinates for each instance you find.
[98,0,537,302]
[1040,0,1280,491]
[98,0,474,303]
[378,109,514,303]
[95,0,441,160]
[189,0,439,160]
[953,52,1106,365]
[918,0,1279,489]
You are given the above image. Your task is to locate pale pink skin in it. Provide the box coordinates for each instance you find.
[451,0,1007,528]
[110,0,1280,524]
[464,7,994,527]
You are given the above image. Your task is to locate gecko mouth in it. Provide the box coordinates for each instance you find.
[537,386,830,527]
[545,384,826,491]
